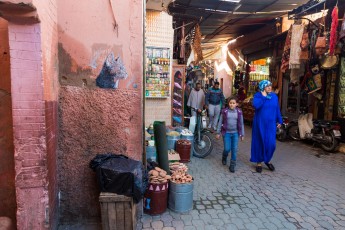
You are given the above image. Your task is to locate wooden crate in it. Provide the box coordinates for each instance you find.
[99,193,137,230]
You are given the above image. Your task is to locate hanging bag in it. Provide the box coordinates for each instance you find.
[315,6,327,56]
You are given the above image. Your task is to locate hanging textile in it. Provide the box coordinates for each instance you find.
[329,6,338,56]
[300,31,309,60]
[290,61,306,83]
[289,24,304,69]
[281,26,292,73]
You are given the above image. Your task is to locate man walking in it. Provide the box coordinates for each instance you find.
[205,82,225,132]
[187,82,205,117]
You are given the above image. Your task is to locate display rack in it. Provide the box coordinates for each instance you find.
[247,59,269,97]
[145,47,170,98]
[171,64,185,126]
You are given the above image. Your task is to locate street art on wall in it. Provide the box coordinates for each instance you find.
[96,53,128,89]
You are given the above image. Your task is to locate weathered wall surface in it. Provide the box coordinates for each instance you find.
[57,0,143,224]
[0,18,17,225]
[8,22,48,230]
[59,87,142,223]
[33,0,59,228]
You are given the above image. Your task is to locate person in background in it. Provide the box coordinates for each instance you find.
[216,96,244,173]
[187,82,205,117]
[237,82,246,102]
[250,80,282,173]
[205,82,225,132]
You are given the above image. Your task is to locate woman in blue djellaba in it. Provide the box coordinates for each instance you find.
[251,80,282,173]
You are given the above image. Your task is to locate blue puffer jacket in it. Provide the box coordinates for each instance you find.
[206,88,225,106]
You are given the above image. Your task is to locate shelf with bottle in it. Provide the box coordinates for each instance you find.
[145,47,171,98]
[249,72,269,81]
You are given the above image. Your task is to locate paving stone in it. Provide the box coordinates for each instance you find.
[152,215,162,221]
[267,216,284,228]
[316,221,334,230]
[184,226,197,230]
[229,217,244,229]
[191,219,205,229]
[299,221,315,229]
[263,222,278,230]
[322,210,340,221]
[244,223,259,230]
[213,204,223,210]
[287,212,304,222]
[161,214,173,222]
[336,220,345,226]
[196,204,206,210]
[139,126,345,230]
[172,220,184,229]
[162,227,175,230]
[202,200,211,205]
[224,224,238,230]
[162,220,172,227]
[281,221,297,230]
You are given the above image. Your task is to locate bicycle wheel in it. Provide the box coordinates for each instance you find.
[193,132,213,158]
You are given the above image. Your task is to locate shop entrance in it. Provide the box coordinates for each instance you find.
[0,18,17,227]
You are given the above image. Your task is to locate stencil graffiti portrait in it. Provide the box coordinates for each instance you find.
[96,53,128,89]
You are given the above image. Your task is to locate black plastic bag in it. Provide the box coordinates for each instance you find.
[90,153,146,203]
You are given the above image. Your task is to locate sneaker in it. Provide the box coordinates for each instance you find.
[229,160,236,173]
[229,166,235,173]
[222,156,227,165]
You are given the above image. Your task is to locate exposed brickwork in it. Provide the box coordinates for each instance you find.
[8,22,48,230]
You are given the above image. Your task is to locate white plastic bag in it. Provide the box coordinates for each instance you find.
[189,116,196,133]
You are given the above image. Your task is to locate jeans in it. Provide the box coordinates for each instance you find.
[222,132,239,161]
[208,104,221,129]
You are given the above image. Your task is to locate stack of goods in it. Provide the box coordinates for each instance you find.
[181,129,193,136]
[169,162,193,184]
[148,167,171,184]
[168,149,181,161]
[167,131,180,136]
[167,131,180,150]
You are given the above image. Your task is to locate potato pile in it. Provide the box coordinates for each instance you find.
[148,167,171,184]
[169,162,193,184]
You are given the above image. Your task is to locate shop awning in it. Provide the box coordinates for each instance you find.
[166,0,309,52]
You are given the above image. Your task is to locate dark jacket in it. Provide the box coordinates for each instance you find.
[205,87,225,106]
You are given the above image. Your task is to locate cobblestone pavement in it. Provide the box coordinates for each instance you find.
[139,126,345,230]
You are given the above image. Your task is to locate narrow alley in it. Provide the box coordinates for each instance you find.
[139,126,345,230]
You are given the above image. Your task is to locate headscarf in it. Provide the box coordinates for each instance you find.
[258,80,272,92]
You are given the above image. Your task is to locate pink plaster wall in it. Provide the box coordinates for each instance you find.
[0,18,17,226]
[33,0,59,228]
[59,87,142,223]
[57,0,143,224]
[8,22,49,229]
